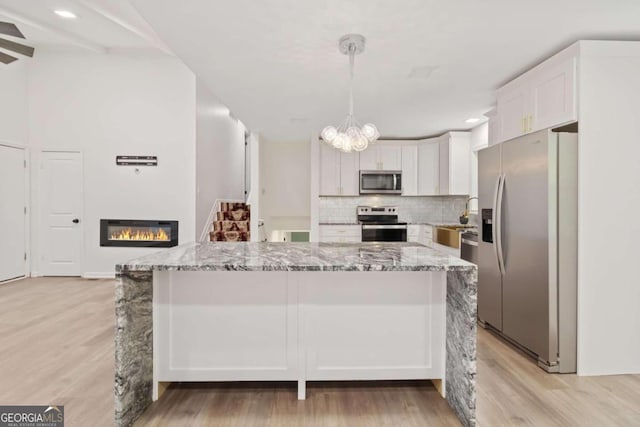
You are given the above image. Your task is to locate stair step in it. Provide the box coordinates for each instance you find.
[213,220,249,232]
[210,230,250,242]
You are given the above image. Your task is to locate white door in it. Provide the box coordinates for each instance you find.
[41,151,83,276]
[0,145,26,282]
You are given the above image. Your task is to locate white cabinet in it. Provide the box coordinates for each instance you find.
[407,225,420,242]
[439,132,471,195]
[529,57,577,132]
[319,144,359,196]
[340,152,359,195]
[417,139,439,196]
[401,145,418,196]
[496,54,577,143]
[497,84,530,142]
[359,145,401,171]
[407,225,433,248]
[319,225,361,243]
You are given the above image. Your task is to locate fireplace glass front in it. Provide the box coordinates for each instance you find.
[100,219,178,247]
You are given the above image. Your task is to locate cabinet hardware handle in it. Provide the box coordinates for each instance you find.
[528,114,533,132]
[522,116,526,133]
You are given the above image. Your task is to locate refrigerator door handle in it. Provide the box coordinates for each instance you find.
[496,173,506,275]
[492,174,503,274]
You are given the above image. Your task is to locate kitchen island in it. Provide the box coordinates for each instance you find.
[115,242,477,427]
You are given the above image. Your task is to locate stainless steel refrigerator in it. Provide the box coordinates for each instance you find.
[478,128,577,373]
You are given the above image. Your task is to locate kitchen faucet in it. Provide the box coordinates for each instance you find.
[460,197,478,224]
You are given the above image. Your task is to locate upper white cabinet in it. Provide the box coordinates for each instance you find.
[529,57,577,131]
[359,145,402,171]
[496,51,577,143]
[417,139,439,196]
[319,144,359,196]
[439,132,471,195]
[401,145,418,196]
[497,84,530,142]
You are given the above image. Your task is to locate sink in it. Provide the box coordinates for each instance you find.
[440,225,474,231]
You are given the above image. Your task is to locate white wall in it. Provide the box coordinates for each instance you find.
[577,42,640,375]
[195,81,245,238]
[260,139,310,239]
[0,61,28,145]
[27,52,196,277]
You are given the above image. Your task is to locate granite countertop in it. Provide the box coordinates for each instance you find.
[116,242,476,273]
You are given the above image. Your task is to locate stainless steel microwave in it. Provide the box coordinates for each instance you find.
[359,170,402,194]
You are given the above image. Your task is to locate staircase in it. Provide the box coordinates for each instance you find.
[209,202,251,242]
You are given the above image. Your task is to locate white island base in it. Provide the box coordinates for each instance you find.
[152,270,446,401]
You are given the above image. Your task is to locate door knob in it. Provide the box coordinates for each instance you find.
[72,218,80,224]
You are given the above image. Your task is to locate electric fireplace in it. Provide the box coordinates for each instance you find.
[100,219,178,248]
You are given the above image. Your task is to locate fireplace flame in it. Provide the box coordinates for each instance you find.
[109,227,170,241]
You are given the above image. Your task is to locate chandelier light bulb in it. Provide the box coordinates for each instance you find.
[320,34,379,153]
[332,132,348,151]
[362,123,380,142]
[321,126,338,142]
[352,133,369,151]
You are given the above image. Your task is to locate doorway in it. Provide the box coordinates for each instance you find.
[0,144,27,282]
[40,151,83,276]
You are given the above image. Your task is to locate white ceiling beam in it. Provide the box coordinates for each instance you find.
[0,5,106,53]
[74,0,174,55]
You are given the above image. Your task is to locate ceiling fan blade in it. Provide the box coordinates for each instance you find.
[0,22,25,39]
[0,50,19,64]
[0,37,34,57]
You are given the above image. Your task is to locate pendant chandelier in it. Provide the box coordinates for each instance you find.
[321,34,379,152]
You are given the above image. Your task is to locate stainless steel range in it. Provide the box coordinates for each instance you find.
[357,206,407,242]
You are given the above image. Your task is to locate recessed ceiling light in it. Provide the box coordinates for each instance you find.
[465,118,480,124]
[54,10,77,19]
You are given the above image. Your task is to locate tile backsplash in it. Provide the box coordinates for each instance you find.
[319,196,471,225]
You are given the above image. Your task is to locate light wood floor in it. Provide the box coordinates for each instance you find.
[1,277,639,426]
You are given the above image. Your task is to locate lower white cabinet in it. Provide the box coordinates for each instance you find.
[407,225,433,248]
[319,225,361,243]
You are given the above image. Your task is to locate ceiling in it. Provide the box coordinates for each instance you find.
[130,0,640,141]
[3,1,640,142]
[0,0,170,53]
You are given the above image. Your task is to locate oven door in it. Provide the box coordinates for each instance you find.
[359,171,402,194]
[361,224,407,242]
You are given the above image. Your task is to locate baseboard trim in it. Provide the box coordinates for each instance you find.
[82,272,116,279]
